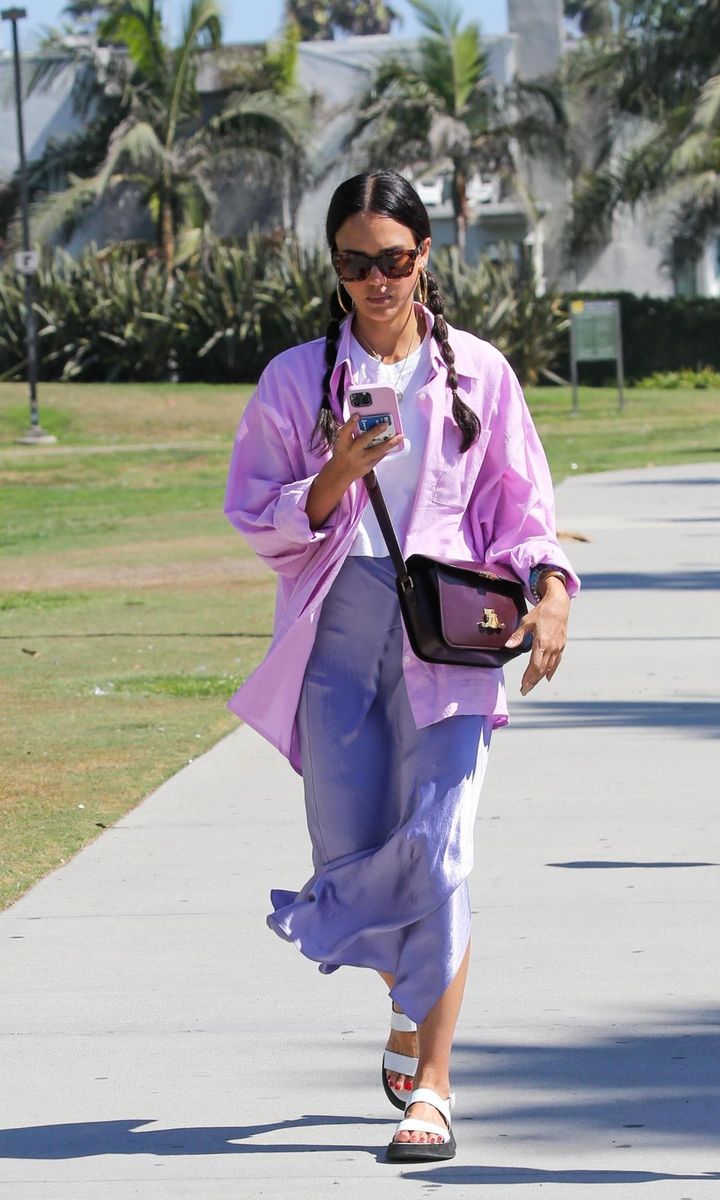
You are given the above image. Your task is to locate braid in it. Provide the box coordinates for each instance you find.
[425,269,480,452]
[309,287,346,454]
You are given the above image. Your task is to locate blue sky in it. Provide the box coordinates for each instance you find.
[2,1,508,52]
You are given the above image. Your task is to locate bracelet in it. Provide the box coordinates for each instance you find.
[529,565,568,604]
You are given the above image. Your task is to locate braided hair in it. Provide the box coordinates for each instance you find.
[424,267,480,452]
[310,169,480,454]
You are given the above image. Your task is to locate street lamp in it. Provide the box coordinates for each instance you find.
[1,6,56,444]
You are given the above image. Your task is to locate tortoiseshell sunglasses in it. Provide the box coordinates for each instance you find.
[331,243,423,282]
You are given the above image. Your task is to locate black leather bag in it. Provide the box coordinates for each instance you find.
[364,470,533,668]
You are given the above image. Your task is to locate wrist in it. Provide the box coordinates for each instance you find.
[538,575,569,603]
[530,565,569,603]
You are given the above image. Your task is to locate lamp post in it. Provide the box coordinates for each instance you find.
[1,7,55,444]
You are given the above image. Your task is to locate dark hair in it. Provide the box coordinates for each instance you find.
[310,169,480,454]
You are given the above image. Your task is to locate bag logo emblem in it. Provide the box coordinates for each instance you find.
[478,608,504,633]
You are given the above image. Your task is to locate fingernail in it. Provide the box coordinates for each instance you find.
[404,1080,413,1090]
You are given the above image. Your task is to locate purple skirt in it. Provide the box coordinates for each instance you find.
[267,555,491,1025]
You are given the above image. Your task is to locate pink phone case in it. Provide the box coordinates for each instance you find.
[346,383,406,453]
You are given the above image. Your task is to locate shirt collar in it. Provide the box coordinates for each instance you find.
[329,302,475,410]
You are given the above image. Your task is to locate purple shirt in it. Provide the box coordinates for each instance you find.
[224,305,580,773]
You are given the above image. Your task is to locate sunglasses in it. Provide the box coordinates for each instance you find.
[331,243,423,282]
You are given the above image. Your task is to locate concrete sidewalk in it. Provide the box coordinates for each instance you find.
[2,463,719,1199]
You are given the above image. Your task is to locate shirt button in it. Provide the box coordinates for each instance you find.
[403,655,412,665]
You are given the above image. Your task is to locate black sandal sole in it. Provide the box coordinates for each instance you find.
[385,1131,457,1163]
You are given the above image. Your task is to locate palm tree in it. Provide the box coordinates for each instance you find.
[347,0,563,259]
[286,0,397,41]
[566,0,720,262]
[564,1,612,38]
[21,0,310,269]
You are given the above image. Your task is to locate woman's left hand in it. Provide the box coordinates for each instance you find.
[504,579,570,695]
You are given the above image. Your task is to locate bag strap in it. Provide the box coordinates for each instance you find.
[363,470,413,590]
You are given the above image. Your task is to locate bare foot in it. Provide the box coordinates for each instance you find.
[384,1005,418,1098]
[392,1094,450,1145]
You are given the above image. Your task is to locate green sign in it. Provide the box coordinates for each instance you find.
[571,299,619,362]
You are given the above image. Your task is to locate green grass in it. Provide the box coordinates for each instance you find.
[1,380,719,909]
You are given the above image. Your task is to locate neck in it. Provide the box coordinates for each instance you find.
[352,300,422,362]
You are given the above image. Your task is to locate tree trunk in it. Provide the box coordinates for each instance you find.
[160,194,175,272]
[452,160,468,261]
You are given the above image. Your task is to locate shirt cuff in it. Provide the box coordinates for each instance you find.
[273,474,337,545]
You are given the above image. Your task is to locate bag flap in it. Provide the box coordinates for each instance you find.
[435,565,522,650]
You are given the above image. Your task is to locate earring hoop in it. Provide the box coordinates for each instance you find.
[416,269,429,305]
[336,281,353,314]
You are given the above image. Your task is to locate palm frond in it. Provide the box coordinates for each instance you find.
[407,0,462,40]
[166,0,223,147]
[24,173,101,247]
[100,0,166,85]
[210,88,310,152]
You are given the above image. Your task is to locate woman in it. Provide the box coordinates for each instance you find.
[224,170,579,1162]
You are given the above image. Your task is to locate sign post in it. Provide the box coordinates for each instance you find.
[2,7,56,444]
[569,298,625,412]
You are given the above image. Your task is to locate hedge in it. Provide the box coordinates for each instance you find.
[554,292,720,383]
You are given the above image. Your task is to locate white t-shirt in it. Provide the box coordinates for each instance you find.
[347,331,433,557]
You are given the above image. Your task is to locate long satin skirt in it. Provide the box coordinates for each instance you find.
[267,555,492,1025]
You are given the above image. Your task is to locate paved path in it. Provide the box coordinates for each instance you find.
[2,463,719,1199]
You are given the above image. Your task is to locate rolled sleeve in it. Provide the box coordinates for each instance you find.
[224,363,337,578]
[274,475,337,545]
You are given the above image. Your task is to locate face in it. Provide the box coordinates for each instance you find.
[333,213,430,323]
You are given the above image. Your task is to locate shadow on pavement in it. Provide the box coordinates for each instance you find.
[580,570,720,590]
[547,860,717,868]
[452,1010,720,1145]
[516,700,720,737]
[406,1166,720,1185]
[2,1012,718,1164]
[0,1114,386,1160]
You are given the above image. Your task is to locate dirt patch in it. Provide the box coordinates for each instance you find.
[1,548,269,591]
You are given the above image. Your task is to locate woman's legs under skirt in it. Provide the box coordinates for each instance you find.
[267,556,492,1026]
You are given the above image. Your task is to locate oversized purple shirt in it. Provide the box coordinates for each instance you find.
[224,305,580,773]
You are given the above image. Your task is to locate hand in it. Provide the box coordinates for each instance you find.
[305,415,403,531]
[504,580,570,696]
[328,414,404,486]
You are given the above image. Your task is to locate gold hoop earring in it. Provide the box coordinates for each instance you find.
[416,269,429,305]
[336,281,353,314]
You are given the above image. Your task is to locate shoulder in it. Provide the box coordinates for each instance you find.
[259,336,327,391]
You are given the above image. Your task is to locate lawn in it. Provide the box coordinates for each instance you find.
[2,380,719,908]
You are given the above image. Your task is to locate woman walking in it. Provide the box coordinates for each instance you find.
[224,170,579,1162]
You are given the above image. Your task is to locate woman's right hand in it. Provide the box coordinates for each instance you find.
[305,416,403,531]
[329,413,404,485]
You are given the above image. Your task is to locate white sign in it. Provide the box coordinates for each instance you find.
[14,250,38,275]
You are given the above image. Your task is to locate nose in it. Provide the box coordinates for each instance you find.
[367,264,387,284]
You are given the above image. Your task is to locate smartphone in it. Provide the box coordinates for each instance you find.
[346,383,406,453]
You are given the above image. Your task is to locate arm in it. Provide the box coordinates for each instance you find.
[469,361,580,692]
[224,368,337,579]
[224,367,404,576]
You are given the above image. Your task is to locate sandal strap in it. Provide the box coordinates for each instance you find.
[383,1050,418,1075]
[393,1116,451,1143]
[406,1087,455,1127]
[390,1007,417,1034]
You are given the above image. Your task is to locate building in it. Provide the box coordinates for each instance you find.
[1,3,718,298]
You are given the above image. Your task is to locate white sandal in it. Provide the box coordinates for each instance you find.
[381,1003,418,1111]
[385,1087,457,1162]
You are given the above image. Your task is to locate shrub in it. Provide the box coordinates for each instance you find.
[433,247,569,385]
[635,366,720,389]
